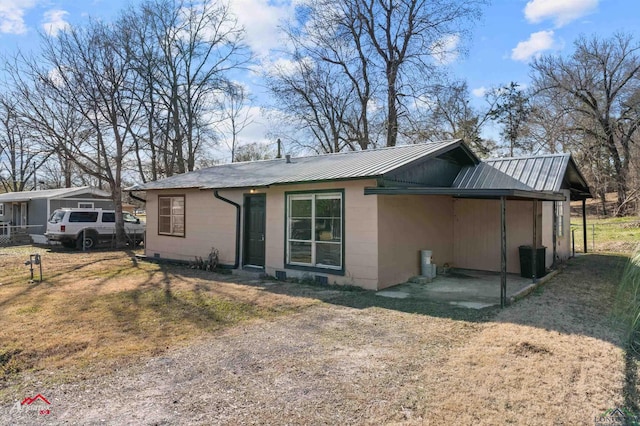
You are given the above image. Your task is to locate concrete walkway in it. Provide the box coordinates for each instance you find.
[376,269,536,309]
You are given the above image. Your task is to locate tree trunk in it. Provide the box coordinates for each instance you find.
[386,64,398,147]
[112,185,126,248]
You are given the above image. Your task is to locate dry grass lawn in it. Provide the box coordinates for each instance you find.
[0,246,634,424]
[0,246,315,398]
[416,254,629,424]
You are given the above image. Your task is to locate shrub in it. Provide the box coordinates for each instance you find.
[615,248,640,350]
[192,248,219,271]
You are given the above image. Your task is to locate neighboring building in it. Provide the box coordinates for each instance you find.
[0,187,113,243]
[130,140,591,291]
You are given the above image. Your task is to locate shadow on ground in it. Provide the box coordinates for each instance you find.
[214,254,630,345]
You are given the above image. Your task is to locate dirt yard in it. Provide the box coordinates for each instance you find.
[0,246,632,425]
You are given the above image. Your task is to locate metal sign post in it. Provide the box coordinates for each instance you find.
[25,254,42,282]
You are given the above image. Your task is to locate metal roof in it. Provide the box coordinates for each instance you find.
[131,139,465,191]
[0,186,111,202]
[454,154,571,192]
[367,153,590,201]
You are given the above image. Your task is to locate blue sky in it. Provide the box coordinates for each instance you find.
[1,0,639,157]
[456,0,640,98]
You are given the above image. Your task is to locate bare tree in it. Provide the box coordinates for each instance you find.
[270,0,486,152]
[155,0,249,174]
[357,0,485,147]
[531,33,640,214]
[121,0,249,179]
[411,81,495,156]
[34,20,143,246]
[0,93,50,192]
[292,0,379,151]
[217,82,253,162]
[234,142,275,162]
[487,82,533,156]
[525,93,578,154]
[266,56,359,153]
[119,2,165,182]
[3,52,92,189]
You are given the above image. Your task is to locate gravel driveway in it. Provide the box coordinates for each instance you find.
[3,303,477,425]
[1,255,626,425]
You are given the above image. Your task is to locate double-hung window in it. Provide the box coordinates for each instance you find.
[158,195,185,237]
[287,192,343,271]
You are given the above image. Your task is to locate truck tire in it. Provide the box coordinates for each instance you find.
[77,232,97,250]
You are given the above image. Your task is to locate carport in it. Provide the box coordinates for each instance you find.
[367,187,565,307]
[376,268,536,309]
[366,153,592,308]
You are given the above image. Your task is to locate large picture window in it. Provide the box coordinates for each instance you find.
[287,192,343,270]
[159,195,185,237]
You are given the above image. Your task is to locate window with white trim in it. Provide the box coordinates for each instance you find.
[78,202,94,208]
[287,192,342,269]
[0,203,4,216]
[158,195,185,237]
[556,201,564,237]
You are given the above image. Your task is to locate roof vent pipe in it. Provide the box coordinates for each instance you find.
[285,154,291,163]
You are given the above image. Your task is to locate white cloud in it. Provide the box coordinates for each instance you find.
[511,30,555,62]
[0,0,36,34]
[229,0,295,58]
[42,9,70,37]
[524,0,598,27]
[260,56,314,77]
[472,86,487,97]
[431,34,460,65]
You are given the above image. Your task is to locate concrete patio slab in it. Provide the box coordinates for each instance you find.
[378,269,536,309]
[375,291,410,299]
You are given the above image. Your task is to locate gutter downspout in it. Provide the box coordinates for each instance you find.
[214,190,240,269]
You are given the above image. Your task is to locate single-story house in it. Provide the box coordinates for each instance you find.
[130,139,591,296]
[0,186,113,243]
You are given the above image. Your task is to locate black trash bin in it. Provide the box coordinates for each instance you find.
[518,245,546,278]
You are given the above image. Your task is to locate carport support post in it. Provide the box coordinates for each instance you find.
[552,200,557,268]
[532,199,537,283]
[500,196,507,308]
[582,199,587,253]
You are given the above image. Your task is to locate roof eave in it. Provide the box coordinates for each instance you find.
[364,186,566,201]
[566,155,592,198]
